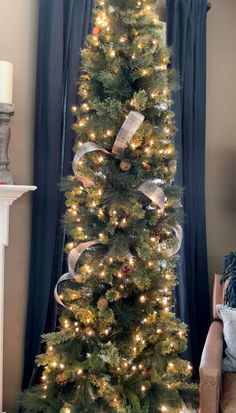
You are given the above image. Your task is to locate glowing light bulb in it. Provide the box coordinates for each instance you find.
[161,406,168,412]
[77,369,83,375]
[119,36,126,43]
[51,361,57,368]
[71,105,77,113]
[168,362,174,368]
[132,365,137,371]
[109,49,116,58]
[60,364,65,369]
[82,103,89,112]
[140,295,146,303]
[90,132,96,139]
[141,385,146,392]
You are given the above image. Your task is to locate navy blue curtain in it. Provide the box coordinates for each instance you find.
[167,0,210,374]
[22,0,93,389]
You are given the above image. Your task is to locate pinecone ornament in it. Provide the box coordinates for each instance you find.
[56,373,67,386]
[97,297,109,310]
[120,160,131,171]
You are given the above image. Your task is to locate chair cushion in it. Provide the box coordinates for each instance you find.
[216,305,236,372]
[220,373,236,413]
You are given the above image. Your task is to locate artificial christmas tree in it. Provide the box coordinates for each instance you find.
[20,0,198,412]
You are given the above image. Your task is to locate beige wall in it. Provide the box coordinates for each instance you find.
[0,0,38,411]
[206,0,236,285]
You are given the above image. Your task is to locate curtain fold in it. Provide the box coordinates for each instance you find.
[22,0,93,389]
[167,0,210,374]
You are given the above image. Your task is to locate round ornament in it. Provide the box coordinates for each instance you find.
[56,374,67,386]
[120,160,131,171]
[60,406,71,413]
[92,27,101,36]
[97,297,108,310]
[111,398,120,409]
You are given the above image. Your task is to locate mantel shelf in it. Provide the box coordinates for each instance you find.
[0,185,37,205]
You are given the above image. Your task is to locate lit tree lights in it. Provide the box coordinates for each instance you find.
[20,0,198,412]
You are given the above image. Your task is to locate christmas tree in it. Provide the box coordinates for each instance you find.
[20,0,198,412]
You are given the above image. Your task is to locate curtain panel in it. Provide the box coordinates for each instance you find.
[23,0,93,389]
[167,0,210,374]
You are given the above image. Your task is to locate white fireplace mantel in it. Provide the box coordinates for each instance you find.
[0,185,37,412]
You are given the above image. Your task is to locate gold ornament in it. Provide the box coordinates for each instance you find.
[120,160,131,171]
[60,406,71,413]
[97,297,109,310]
[111,398,120,409]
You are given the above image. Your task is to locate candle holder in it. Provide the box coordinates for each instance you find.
[0,103,15,185]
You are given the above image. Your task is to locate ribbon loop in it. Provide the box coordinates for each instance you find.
[112,111,145,154]
[166,224,183,256]
[55,240,100,307]
[138,181,165,212]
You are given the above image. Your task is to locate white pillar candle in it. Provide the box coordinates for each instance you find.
[0,61,13,104]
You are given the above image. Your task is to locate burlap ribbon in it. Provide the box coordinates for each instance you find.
[72,112,165,211]
[55,111,183,307]
[54,240,100,307]
[166,224,183,256]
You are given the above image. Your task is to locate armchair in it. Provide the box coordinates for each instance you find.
[199,274,236,413]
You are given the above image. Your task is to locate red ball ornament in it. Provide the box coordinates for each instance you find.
[92,27,101,36]
[142,161,150,171]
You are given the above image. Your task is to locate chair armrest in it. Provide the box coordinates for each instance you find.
[199,321,224,413]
